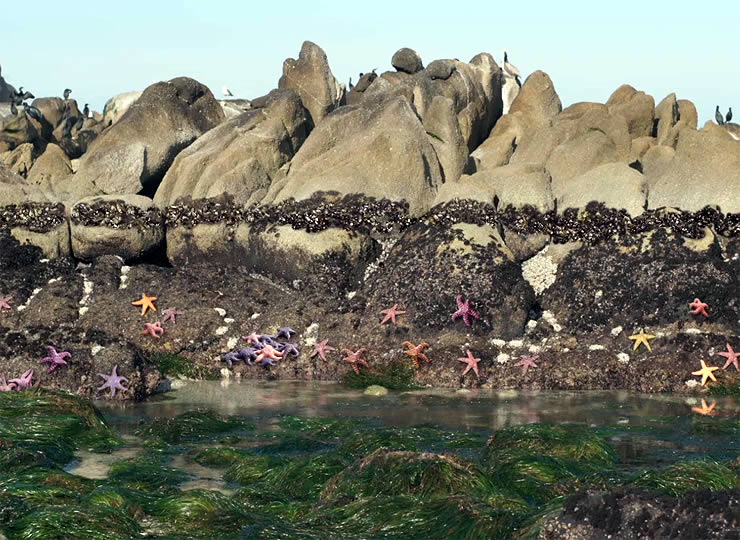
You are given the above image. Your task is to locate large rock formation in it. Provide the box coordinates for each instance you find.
[69,77,224,201]
[606,84,655,138]
[264,94,444,214]
[278,41,343,126]
[154,89,311,207]
[391,47,424,74]
[102,91,142,127]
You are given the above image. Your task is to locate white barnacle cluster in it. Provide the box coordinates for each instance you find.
[119,265,130,289]
[303,322,320,347]
[541,310,562,332]
[521,251,558,295]
[17,287,42,312]
[588,344,605,351]
[496,352,510,364]
[616,352,630,364]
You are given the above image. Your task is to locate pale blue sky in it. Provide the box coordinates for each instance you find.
[2,0,737,124]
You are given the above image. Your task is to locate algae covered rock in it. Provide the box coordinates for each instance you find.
[363,384,389,396]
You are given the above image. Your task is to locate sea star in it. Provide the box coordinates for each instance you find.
[97,365,128,398]
[222,351,240,368]
[718,343,740,371]
[282,343,300,358]
[342,348,369,374]
[256,345,283,366]
[514,355,539,375]
[629,329,656,352]
[242,332,261,345]
[402,341,431,369]
[40,345,71,373]
[691,399,717,416]
[380,304,406,325]
[0,374,15,391]
[161,308,183,324]
[0,295,12,311]
[311,339,335,361]
[259,335,279,347]
[142,321,164,338]
[689,298,709,317]
[458,350,481,377]
[236,347,258,366]
[276,327,296,340]
[131,293,157,316]
[452,296,480,327]
[10,369,34,390]
[692,359,719,386]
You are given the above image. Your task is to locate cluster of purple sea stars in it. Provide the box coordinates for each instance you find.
[223,327,300,368]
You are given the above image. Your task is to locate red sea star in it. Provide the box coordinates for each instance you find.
[311,339,335,361]
[718,343,740,371]
[452,296,480,327]
[689,298,709,317]
[514,355,539,375]
[142,321,164,338]
[402,341,431,369]
[342,348,369,374]
[380,304,406,325]
[458,350,481,377]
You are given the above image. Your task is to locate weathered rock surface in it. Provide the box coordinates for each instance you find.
[264,94,443,214]
[647,125,740,212]
[391,47,424,74]
[102,91,142,127]
[278,41,343,126]
[1,142,34,177]
[25,143,73,191]
[555,162,646,216]
[509,70,562,125]
[154,89,311,207]
[71,77,224,199]
[606,84,655,138]
[70,194,165,261]
[0,111,40,152]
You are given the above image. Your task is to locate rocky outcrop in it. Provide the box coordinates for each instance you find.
[154,89,311,207]
[647,124,740,212]
[555,162,646,217]
[1,142,34,177]
[71,77,224,200]
[102,91,142,127]
[391,47,424,74]
[0,67,15,103]
[606,84,655,138]
[25,143,73,191]
[509,70,562,126]
[70,195,164,261]
[264,94,443,214]
[278,41,343,126]
[0,112,40,152]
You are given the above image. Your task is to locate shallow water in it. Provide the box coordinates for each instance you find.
[64,380,740,484]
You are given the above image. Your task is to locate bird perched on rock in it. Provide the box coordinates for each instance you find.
[348,76,353,90]
[716,106,725,125]
[63,88,72,99]
[727,107,733,123]
[10,101,17,116]
[22,102,44,123]
[82,103,89,118]
[15,87,34,104]
[503,51,521,86]
[222,86,234,97]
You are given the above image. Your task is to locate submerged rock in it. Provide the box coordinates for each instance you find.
[363,384,389,395]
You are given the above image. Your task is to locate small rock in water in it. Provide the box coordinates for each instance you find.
[364,385,388,396]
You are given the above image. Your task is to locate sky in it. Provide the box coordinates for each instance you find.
[2,0,737,125]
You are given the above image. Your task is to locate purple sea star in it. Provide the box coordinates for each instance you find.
[0,374,15,391]
[514,355,539,375]
[97,365,128,398]
[161,308,183,324]
[259,335,279,347]
[311,339,335,361]
[236,347,258,366]
[40,346,71,373]
[281,343,300,358]
[222,351,240,368]
[10,369,35,390]
[452,295,480,327]
[0,295,12,311]
[276,327,296,340]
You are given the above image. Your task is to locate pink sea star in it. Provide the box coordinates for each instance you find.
[342,348,370,374]
[142,321,164,338]
[452,296,480,327]
[0,374,15,391]
[242,332,261,345]
[311,339,335,361]
[689,298,709,317]
[718,343,740,371]
[161,308,183,324]
[0,295,12,311]
[380,304,406,325]
[40,345,71,373]
[98,365,128,398]
[514,355,539,375]
[9,369,35,390]
[458,350,480,377]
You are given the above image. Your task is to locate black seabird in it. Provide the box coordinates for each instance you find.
[715,106,724,125]
[348,77,353,91]
[22,102,44,123]
[10,101,17,116]
[63,88,72,99]
[17,87,34,101]
[62,116,76,138]
[82,103,89,118]
[727,108,733,123]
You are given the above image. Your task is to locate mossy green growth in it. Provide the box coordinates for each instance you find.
[0,468,98,507]
[278,415,365,439]
[7,503,142,540]
[223,454,287,485]
[107,456,188,491]
[191,447,247,468]
[483,423,618,466]
[260,453,348,501]
[135,410,254,445]
[707,376,740,397]
[321,449,491,503]
[630,459,740,496]
[150,352,220,379]
[341,359,418,391]
[150,489,253,538]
